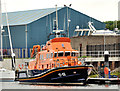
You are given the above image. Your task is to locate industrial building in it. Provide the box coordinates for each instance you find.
[1,7,105,58]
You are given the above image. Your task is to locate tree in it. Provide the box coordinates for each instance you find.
[104,21,120,30]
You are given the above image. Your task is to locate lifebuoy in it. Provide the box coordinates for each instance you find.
[18,64,24,69]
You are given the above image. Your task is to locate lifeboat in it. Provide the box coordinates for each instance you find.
[17,37,92,84]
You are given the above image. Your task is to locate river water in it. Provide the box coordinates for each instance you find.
[0,81,120,90]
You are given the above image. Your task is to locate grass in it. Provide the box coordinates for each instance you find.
[78,56,91,58]
[89,74,99,78]
[110,71,120,78]
[89,71,120,78]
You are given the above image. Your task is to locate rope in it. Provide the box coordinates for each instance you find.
[90,64,103,78]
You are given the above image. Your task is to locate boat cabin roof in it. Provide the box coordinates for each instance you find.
[39,37,78,54]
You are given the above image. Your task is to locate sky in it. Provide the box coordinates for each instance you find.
[1,0,120,22]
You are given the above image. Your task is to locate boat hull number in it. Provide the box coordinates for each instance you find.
[58,72,66,77]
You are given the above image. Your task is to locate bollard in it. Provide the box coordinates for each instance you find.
[0,56,3,61]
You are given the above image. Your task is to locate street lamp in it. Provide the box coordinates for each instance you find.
[1,29,5,59]
[67,19,71,37]
[66,4,72,37]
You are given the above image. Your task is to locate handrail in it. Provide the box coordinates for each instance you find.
[1,49,120,58]
[78,50,120,57]
[31,45,41,58]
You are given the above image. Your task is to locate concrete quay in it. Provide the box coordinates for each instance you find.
[0,59,30,70]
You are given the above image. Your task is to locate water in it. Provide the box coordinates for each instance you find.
[0,81,120,90]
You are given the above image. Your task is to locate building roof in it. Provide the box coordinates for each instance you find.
[91,30,117,35]
[2,7,62,26]
[73,21,117,36]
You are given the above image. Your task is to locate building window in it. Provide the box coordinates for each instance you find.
[53,19,56,30]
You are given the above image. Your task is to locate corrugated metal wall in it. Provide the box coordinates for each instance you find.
[2,7,105,58]
[3,25,26,48]
[27,7,105,48]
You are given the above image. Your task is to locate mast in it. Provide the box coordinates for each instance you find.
[4,1,16,70]
[67,4,71,38]
[52,5,64,38]
[67,7,69,37]
[55,5,58,38]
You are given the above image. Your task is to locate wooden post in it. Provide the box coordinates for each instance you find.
[112,61,115,70]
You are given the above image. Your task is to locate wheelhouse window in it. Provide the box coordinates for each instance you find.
[71,52,76,57]
[71,51,79,57]
[58,51,63,57]
[49,54,51,58]
[46,54,48,59]
[51,53,53,58]
[65,51,70,56]
[54,52,57,57]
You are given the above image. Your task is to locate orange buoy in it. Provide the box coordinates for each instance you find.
[104,67,109,74]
